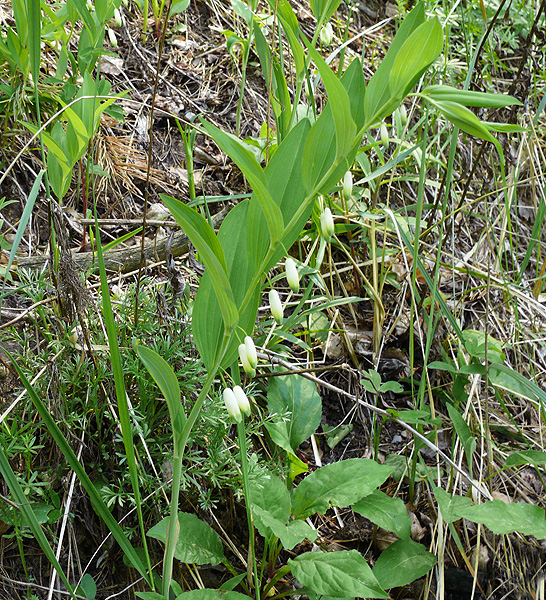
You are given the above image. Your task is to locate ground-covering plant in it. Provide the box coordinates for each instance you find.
[2,0,546,598]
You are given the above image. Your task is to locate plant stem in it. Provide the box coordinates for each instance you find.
[161,332,229,597]
[237,419,260,600]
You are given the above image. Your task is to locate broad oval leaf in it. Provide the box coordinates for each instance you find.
[266,374,322,456]
[433,487,473,525]
[457,500,546,537]
[147,512,224,566]
[373,538,436,589]
[289,550,387,598]
[249,468,291,532]
[291,458,392,519]
[352,490,411,539]
[505,450,546,467]
[252,505,317,550]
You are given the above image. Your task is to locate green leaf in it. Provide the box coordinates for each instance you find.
[249,469,291,530]
[352,490,411,539]
[192,201,260,370]
[200,120,283,246]
[28,0,41,91]
[174,591,250,600]
[433,487,474,525]
[135,345,186,439]
[309,0,343,23]
[147,512,224,566]
[388,17,443,102]
[505,450,546,467]
[247,118,311,274]
[76,573,97,600]
[289,550,387,598]
[303,38,356,159]
[252,505,317,549]
[161,194,238,331]
[265,0,305,77]
[266,374,322,456]
[446,403,476,471]
[459,500,546,537]
[373,538,436,589]
[291,458,392,519]
[301,62,363,195]
[425,98,497,143]
[421,85,521,108]
[136,594,168,600]
[365,2,425,123]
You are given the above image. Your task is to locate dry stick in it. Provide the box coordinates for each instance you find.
[258,351,493,501]
[13,208,229,275]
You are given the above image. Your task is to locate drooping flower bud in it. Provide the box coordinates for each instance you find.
[342,171,353,202]
[380,123,389,146]
[399,103,408,126]
[233,385,251,416]
[320,207,335,241]
[244,336,258,369]
[285,257,300,294]
[320,22,334,47]
[107,28,118,48]
[238,344,255,378]
[113,8,123,27]
[223,388,242,422]
[269,289,284,324]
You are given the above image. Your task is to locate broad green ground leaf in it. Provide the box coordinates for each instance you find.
[421,85,521,108]
[446,403,476,471]
[200,120,283,245]
[352,490,411,539]
[458,500,546,537]
[76,574,97,600]
[488,363,546,407]
[505,450,546,467]
[174,591,250,600]
[136,594,168,600]
[365,2,425,123]
[433,487,473,524]
[147,512,224,566]
[161,194,238,334]
[373,538,436,589]
[249,469,291,531]
[291,458,392,519]
[388,17,443,102]
[266,374,322,455]
[252,505,317,549]
[289,550,387,598]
